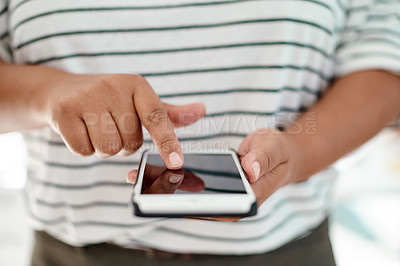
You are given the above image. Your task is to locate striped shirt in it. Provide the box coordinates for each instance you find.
[1,0,399,255]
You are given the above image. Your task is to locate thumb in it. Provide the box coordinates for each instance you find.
[163,102,206,127]
[241,147,283,183]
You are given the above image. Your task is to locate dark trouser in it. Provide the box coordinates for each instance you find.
[31,219,336,266]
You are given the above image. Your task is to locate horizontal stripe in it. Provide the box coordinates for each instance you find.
[0,5,7,17]
[42,159,139,169]
[34,217,158,228]
[25,139,138,169]
[12,0,251,31]
[12,0,333,31]
[348,5,369,13]
[10,0,30,12]
[336,37,400,51]
[16,18,332,49]
[343,28,400,40]
[0,31,8,40]
[35,199,129,209]
[27,204,165,227]
[12,0,253,14]
[148,70,329,95]
[140,65,330,80]
[337,51,400,63]
[204,108,302,117]
[154,208,324,242]
[28,41,332,65]
[159,86,319,98]
[24,135,67,146]
[28,175,130,189]
[368,13,400,22]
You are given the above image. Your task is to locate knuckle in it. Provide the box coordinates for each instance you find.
[260,150,272,171]
[124,139,143,153]
[157,135,178,153]
[93,76,121,95]
[116,113,141,134]
[68,141,94,157]
[53,98,74,118]
[95,138,123,156]
[124,130,143,152]
[145,108,169,128]
[77,147,95,157]
[131,73,146,83]
[130,74,152,90]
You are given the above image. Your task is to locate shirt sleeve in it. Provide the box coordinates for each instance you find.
[335,0,400,77]
[0,0,11,62]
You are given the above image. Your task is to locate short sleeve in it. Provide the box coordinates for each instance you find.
[335,0,400,77]
[0,0,11,62]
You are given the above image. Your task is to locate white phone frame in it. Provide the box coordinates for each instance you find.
[132,149,257,217]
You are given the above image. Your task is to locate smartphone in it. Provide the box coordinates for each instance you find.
[131,149,257,218]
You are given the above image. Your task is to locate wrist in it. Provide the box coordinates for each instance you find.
[29,66,75,125]
[285,133,310,183]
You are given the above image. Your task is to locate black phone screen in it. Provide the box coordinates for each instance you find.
[141,153,247,195]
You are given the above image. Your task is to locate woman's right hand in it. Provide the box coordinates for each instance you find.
[42,73,205,168]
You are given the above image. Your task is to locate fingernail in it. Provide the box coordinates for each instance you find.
[168,173,184,184]
[252,161,261,180]
[169,152,183,168]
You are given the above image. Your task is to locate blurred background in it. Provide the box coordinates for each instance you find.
[0,128,399,266]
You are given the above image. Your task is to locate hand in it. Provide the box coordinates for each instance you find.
[42,73,205,168]
[238,128,301,205]
[211,128,302,222]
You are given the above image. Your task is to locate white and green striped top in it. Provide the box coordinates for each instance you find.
[1,0,399,255]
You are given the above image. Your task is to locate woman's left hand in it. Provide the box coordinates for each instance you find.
[212,128,304,222]
[238,128,302,208]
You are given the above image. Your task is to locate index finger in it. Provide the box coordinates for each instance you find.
[133,76,183,169]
